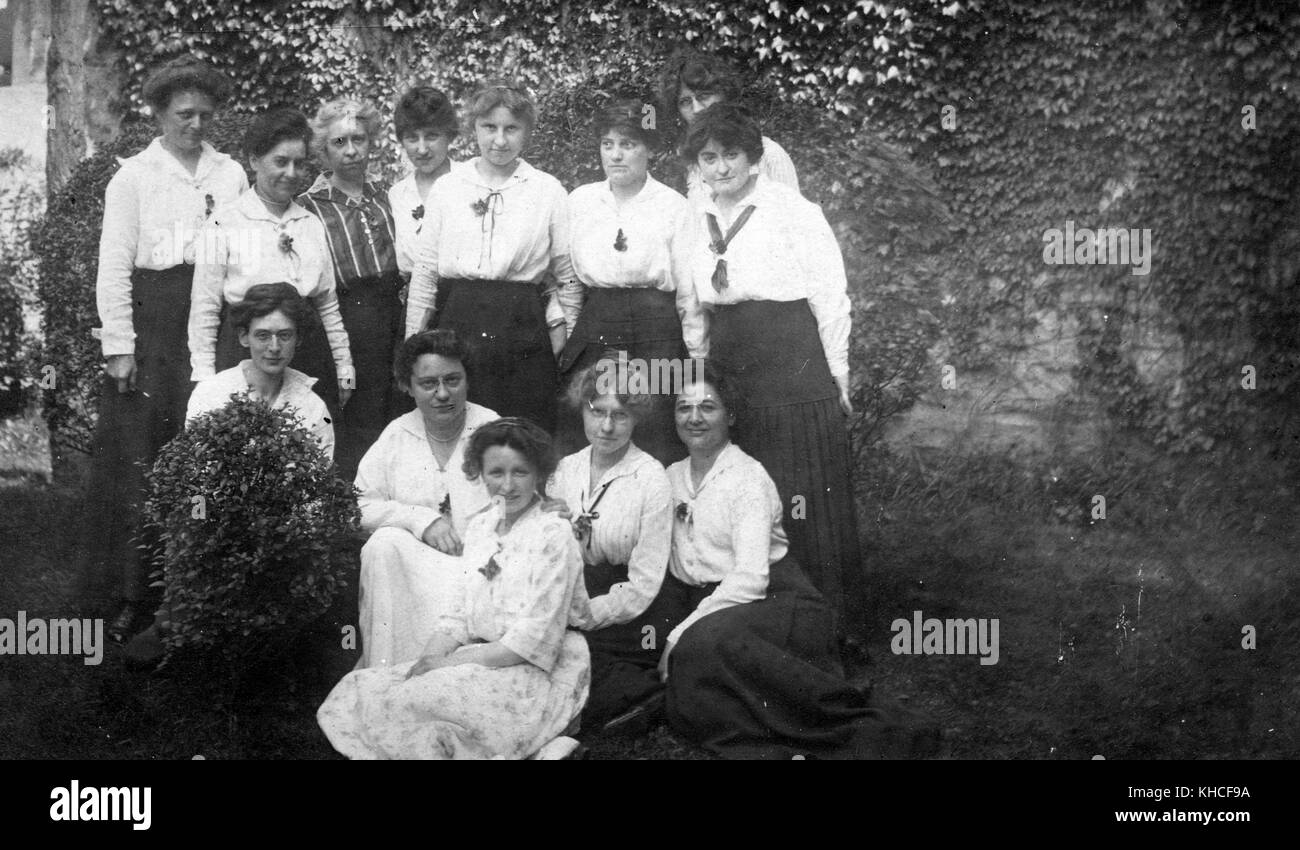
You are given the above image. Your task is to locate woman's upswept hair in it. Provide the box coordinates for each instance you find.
[564,349,654,421]
[243,107,312,160]
[395,85,459,140]
[677,358,746,425]
[462,77,537,135]
[681,102,764,164]
[230,282,315,334]
[463,417,559,490]
[394,329,474,388]
[310,98,382,157]
[658,48,742,117]
[142,54,233,114]
[592,99,661,151]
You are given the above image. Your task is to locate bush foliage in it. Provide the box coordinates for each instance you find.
[140,396,359,662]
[0,148,45,416]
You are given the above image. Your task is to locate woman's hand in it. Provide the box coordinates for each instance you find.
[657,640,676,683]
[549,323,567,358]
[105,354,137,394]
[405,653,456,680]
[539,497,573,519]
[834,375,853,416]
[421,516,463,556]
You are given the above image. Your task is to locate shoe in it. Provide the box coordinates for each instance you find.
[107,602,145,644]
[122,624,167,673]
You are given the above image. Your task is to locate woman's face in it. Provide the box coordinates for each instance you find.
[474,106,528,170]
[600,129,650,190]
[251,139,308,206]
[583,394,635,458]
[482,444,539,523]
[675,379,732,456]
[697,138,755,202]
[677,84,724,126]
[400,127,452,177]
[320,115,372,183]
[407,353,468,431]
[158,90,216,154]
[238,309,298,377]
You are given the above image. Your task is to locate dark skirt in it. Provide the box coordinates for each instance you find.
[81,266,195,605]
[709,298,865,629]
[665,557,930,759]
[335,271,406,480]
[431,278,557,433]
[556,287,688,467]
[579,561,680,727]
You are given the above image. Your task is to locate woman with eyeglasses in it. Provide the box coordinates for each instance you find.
[318,418,591,760]
[659,362,936,759]
[675,103,864,635]
[404,78,574,434]
[548,355,675,731]
[298,98,404,479]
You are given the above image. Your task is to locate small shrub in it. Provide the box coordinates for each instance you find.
[140,396,359,665]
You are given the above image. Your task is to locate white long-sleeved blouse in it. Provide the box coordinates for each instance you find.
[405,158,571,339]
[559,176,706,356]
[388,165,458,275]
[96,137,248,357]
[677,175,852,383]
[185,361,335,461]
[353,403,497,538]
[548,443,672,630]
[665,442,789,647]
[187,188,354,383]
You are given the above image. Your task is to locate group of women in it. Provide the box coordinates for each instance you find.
[86,49,920,758]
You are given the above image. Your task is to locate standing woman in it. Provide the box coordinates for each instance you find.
[556,100,702,466]
[388,86,459,276]
[188,107,354,419]
[677,104,864,629]
[298,98,403,479]
[86,55,248,640]
[405,78,572,433]
[659,49,799,199]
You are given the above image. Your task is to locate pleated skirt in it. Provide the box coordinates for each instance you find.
[708,298,864,627]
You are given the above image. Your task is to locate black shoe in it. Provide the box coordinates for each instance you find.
[108,602,146,644]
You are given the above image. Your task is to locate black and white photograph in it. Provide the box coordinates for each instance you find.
[0,0,1293,813]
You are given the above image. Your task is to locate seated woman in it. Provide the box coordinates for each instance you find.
[187,282,334,459]
[318,418,591,760]
[549,355,673,728]
[659,361,936,759]
[352,329,497,669]
[124,283,333,666]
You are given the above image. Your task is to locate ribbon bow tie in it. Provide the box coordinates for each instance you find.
[705,205,757,292]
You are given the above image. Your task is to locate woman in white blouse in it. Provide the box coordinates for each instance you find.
[661,363,932,759]
[659,49,800,199]
[186,283,335,459]
[555,100,702,466]
[86,55,249,643]
[387,86,458,275]
[319,418,590,760]
[677,103,865,632]
[405,78,573,433]
[188,107,354,420]
[352,329,497,669]
[549,356,674,729]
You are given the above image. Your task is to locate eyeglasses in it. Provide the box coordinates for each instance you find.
[586,402,631,425]
[251,330,297,344]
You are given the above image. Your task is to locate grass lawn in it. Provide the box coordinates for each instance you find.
[1,445,1296,760]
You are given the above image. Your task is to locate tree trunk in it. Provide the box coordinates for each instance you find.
[45,0,88,196]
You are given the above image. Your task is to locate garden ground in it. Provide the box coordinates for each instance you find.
[0,439,1296,760]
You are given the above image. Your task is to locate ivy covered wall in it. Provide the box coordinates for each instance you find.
[33,0,1300,465]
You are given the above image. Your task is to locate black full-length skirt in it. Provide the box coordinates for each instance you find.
[579,560,680,727]
[431,278,557,433]
[665,557,934,759]
[555,286,688,467]
[709,298,865,630]
[335,271,406,479]
[81,266,195,607]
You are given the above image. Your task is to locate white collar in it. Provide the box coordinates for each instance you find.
[234,187,313,224]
